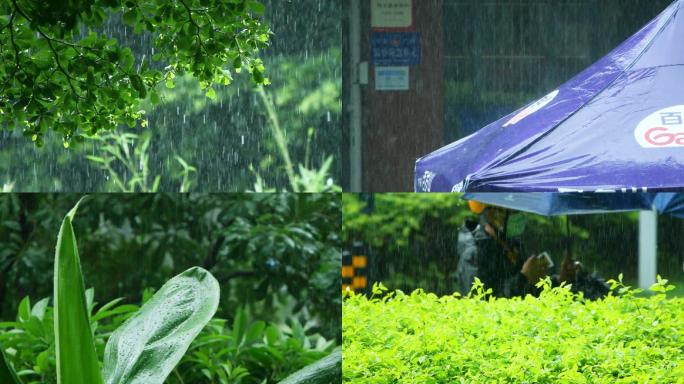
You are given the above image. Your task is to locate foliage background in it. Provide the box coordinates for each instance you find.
[0,0,341,192]
[0,193,341,339]
[342,193,684,295]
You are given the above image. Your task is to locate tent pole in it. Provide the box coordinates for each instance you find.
[565,216,571,259]
[638,209,658,289]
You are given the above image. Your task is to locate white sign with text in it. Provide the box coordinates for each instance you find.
[371,0,413,29]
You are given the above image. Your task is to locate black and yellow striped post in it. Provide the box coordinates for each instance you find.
[342,243,368,293]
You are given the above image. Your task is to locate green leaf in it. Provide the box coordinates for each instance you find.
[245,320,265,342]
[102,267,220,384]
[278,347,341,384]
[17,297,30,322]
[253,69,265,84]
[0,344,22,384]
[232,308,247,345]
[86,155,107,164]
[247,1,266,14]
[54,199,104,384]
[31,298,49,320]
[149,89,160,105]
[123,9,137,25]
[206,87,217,101]
[130,74,146,99]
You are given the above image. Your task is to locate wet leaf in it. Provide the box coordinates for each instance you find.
[54,199,104,384]
[102,267,220,384]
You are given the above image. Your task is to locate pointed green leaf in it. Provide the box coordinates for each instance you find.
[0,344,22,384]
[205,87,217,101]
[31,298,49,320]
[278,347,342,384]
[247,1,266,14]
[17,297,30,323]
[102,267,220,384]
[232,308,247,346]
[245,320,266,343]
[54,201,104,384]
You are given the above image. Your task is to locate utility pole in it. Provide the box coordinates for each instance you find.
[348,0,363,192]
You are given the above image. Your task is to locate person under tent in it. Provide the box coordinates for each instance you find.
[456,201,609,299]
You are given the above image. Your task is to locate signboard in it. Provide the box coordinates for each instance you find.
[371,32,421,66]
[342,251,368,292]
[371,0,414,30]
[375,66,409,91]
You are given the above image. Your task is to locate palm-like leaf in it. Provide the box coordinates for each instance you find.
[54,200,104,384]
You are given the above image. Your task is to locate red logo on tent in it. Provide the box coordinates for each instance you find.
[635,106,684,148]
[644,127,684,147]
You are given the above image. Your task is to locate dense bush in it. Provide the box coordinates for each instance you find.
[343,278,684,383]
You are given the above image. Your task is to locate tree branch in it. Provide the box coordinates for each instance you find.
[11,0,84,99]
[8,12,21,70]
[178,0,207,54]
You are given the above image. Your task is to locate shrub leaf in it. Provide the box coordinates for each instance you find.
[0,343,22,384]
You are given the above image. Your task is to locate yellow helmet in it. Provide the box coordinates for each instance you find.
[468,200,487,214]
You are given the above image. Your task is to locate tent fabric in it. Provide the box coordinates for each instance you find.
[463,192,684,217]
[415,0,684,193]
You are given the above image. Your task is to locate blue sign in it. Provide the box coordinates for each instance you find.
[371,32,421,66]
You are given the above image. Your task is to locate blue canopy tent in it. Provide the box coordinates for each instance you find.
[416,0,684,193]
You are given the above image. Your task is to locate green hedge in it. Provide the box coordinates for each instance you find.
[343,278,684,383]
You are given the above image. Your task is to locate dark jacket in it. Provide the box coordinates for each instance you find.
[456,219,537,298]
[456,219,610,299]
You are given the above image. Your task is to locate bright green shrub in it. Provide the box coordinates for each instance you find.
[343,278,684,384]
